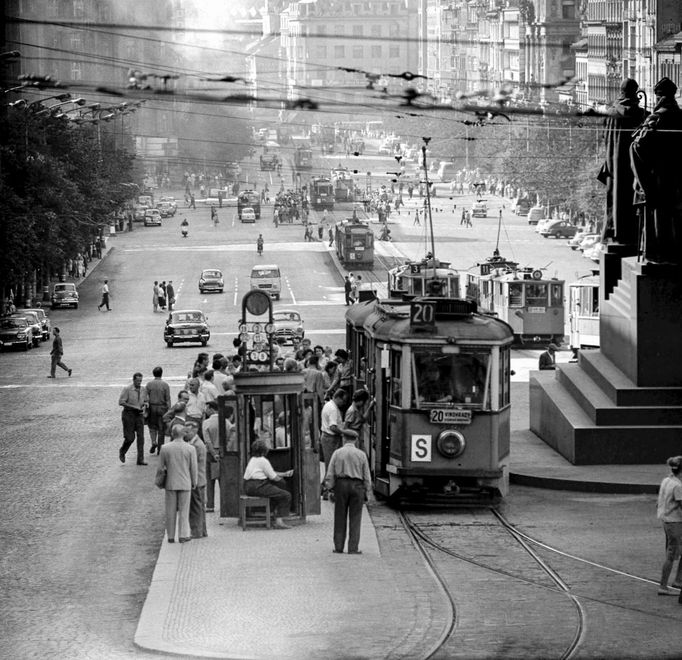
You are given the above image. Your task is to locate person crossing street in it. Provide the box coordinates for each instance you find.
[48,327,72,379]
[97,279,111,311]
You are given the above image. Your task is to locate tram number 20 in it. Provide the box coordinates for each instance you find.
[411,435,432,462]
[410,302,436,328]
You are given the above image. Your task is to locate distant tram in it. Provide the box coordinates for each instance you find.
[237,190,261,219]
[335,219,374,270]
[331,166,354,202]
[310,177,334,211]
[568,273,600,349]
[389,257,460,299]
[294,146,313,169]
[463,254,565,345]
[345,295,513,504]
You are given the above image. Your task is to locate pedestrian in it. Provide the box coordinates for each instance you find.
[343,276,352,305]
[185,378,206,428]
[166,280,175,311]
[243,439,294,529]
[328,226,334,247]
[461,209,466,225]
[159,281,167,310]
[657,455,682,596]
[152,281,160,313]
[350,276,358,304]
[324,428,372,554]
[318,224,324,240]
[118,372,149,465]
[320,389,351,499]
[158,424,198,543]
[539,343,558,370]
[189,193,196,209]
[343,389,375,455]
[48,327,72,379]
[202,400,235,512]
[97,279,111,311]
[146,366,171,455]
[184,420,208,539]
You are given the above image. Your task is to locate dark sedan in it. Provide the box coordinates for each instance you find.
[540,220,580,239]
[0,316,34,351]
[164,309,210,348]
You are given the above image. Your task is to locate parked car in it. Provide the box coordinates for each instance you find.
[22,308,50,341]
[164,309,210,348]
[471,200,488,218]
[156,201,175,218]
[568,230,591,250]
[540,220,580,239]
[527,206,545,225]
[198,269,224,294]
[159,196,178,213]
[578,234,601,252]
[584,242,603,263]
[512,197,531,216]
[272,309,305,344]
[144,209,162,226]
[0,316,34,351]
[133,204,147,221]
[51,282,79,309]
[10,311,41,347]
[240,207,256,222]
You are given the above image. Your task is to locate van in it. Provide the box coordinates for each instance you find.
[250,264,281,300]
[437,162,457,182]
[527,205,545,225]
[471,200,488,218]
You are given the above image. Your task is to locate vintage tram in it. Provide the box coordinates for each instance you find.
[346,295,513,504]
[389,256,461,299]
[463,254,565,346]
[294,146,313,169]
[310,177,335,211]
[335,219,374,270]
[568,273,600,349]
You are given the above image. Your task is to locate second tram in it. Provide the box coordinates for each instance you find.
[568,273,600,349]
[335,219,374,270]
[311,177,335,211]
[237,190,261,219]
[389,257,461,299]
[464,255,565,346]
[346,295,513,504]
[294,146,313,169]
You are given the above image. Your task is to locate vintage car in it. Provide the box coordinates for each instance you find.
[11,311,42,346]
[159,196,178,212]
[51,282,79,309]
[540,219,580,239]
[198,268,224,294]
[22,308,50,341]
[164,309,210,348]
[155,201,176,218]
[133,203,147,221]
[471,200,488,218]
[240,207,256,223]
[0,316,34,351]
[272,309,305,344]
[144,209,162,226]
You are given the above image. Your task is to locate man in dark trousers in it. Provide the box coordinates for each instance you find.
[48,327,72,378]
[325,429,372,554]
[538,343,558,370]
[344,276,353,305]
[118,372,149,465]
[97,279,111,311]
[166,280,175,311]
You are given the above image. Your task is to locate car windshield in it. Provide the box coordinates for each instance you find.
[2,318,26,328]
[252,269,279,278]
[203,270,222,278]
[54,284,75,292]
[274,312,300,322]
[172,312,204,323]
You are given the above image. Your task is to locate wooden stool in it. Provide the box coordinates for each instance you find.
[239,495,271,531]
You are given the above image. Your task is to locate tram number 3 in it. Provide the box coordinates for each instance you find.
[410,302,436,329]
[411,435,432,462]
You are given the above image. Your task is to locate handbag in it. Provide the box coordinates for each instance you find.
[154,465,167,489]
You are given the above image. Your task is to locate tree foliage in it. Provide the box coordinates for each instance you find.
[0,109,138,289]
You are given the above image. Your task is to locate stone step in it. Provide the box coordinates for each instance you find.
[556,364,682,425]
[579,350,682,406]
[530,373,682,465]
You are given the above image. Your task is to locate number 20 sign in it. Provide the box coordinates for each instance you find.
[410,301,435,329]
[411,435,432,462]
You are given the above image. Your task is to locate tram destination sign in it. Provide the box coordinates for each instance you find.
[410,301,436,329]
[429,408,472,425]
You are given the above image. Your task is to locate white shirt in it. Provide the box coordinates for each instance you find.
[243,456,277,481]
[102,283,109,294]
[321,399,343,435]
[200,380,220,403]
[213,370,229,393]
[657,475,682,522]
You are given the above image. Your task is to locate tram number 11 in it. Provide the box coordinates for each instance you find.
[410,301,436,329]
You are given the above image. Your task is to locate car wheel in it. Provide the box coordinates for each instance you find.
[74,303,78,309]
[201,339,208,347]
[166,339,174,348]
[199,289,204,294]
[23,339,30,351]
[219,289,223,294]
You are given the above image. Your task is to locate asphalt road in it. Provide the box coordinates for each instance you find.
[2,146,678,659]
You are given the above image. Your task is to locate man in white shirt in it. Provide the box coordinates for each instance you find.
[320,389,351,499]
[657,455,682,596]
[200,369,220,403]
[186,378,206,427]
[97,279,111,311]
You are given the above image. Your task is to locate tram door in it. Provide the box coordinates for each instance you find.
[218,386,320,520]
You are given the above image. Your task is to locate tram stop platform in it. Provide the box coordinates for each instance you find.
[135,501,416,660]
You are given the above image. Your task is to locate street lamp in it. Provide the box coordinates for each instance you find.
[34,97,86,116]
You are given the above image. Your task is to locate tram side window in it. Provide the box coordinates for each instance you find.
[508,282,523,307]
[551,283,563,307]
[389,350,402,406]
[499,348,511,408]
[525,283,548,307]
[412,349,490,409]
[582,287,599,315]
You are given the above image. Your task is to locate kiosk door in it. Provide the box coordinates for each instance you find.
[217,395,240,517]
[301,393,321,516]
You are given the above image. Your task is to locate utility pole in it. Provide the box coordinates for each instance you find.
[421,139,437,285]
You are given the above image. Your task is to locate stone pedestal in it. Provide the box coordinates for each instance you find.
[529,256,682,464]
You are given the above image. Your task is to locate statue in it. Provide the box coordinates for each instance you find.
[597,79,648,246]
[629,77,682,265]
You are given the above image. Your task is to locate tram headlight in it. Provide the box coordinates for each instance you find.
[436,430,466,458]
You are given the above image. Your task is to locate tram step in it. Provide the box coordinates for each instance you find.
[530,374,682,464]
[556,364,682,426]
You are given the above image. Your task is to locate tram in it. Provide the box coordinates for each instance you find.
[389,256,460,299]
[331,166,354,202]
[294,146,313,169]
[310,177,334,211]
[568,273,600,349]
[463,254,565,346]
[345,295,513,504]
[335,219,374,270]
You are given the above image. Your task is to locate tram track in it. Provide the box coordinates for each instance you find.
[397,507,681,660]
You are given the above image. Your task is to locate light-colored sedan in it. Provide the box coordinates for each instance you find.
[272,310,305,344]
[578,234,601,252]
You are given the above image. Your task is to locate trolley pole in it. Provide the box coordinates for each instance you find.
[421,140,437,282]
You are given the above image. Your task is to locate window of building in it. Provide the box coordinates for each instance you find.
[389,45,400,58]
[335,45,345,58]
[388,22,399,37]
[371,45,382,58]
[562,1,575,20]
[353,45,363,59]
[371,25,381,38]
[352,25,363,36]
[47,0,59,17]
[70,34,82,51]
[70,61,82,81]
[316,25,326,35]
[314,45,327,59]
[334,25,344,36]
[73,0,84,18]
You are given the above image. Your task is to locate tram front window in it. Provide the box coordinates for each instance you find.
[412,350,490,409]
[525,283,548,307]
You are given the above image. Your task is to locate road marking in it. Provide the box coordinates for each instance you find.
[123,243,329,253]
[233,277,239,307]
[285,275,297,305]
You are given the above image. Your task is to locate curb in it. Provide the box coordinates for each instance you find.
[509,471,659,495]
